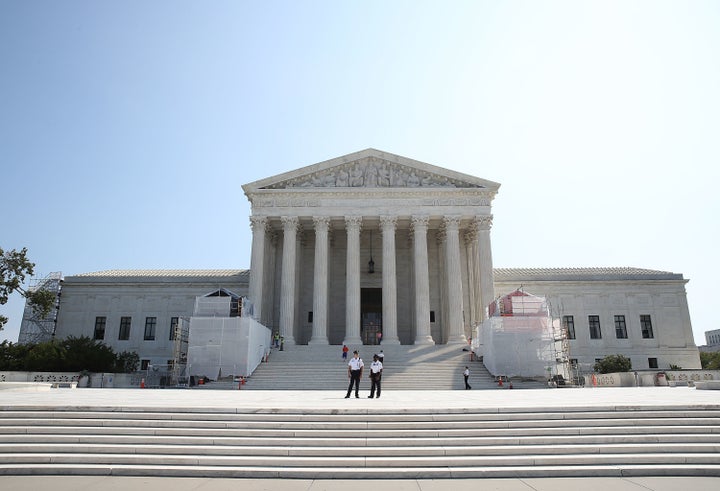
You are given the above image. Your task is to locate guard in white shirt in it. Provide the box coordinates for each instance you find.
[345,351,364,398]
[368,354,383,398]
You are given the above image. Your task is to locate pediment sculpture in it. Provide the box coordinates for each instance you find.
[262,157,483,190]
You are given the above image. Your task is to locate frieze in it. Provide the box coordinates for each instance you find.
[262,157,485,190]
[253,193,493,209]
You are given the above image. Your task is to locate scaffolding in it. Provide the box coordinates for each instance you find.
[170,317,191,385]
[18,272,63,344]
[478,289,569,381]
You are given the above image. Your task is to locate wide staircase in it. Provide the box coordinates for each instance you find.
[1,404,719,478]
[244,344,499,390]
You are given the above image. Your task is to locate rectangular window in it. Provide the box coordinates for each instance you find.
[140,359,150,370]
[118,317,131,340]
[569,358,578,368]
[430,311,435,323]
[589,315,602,339]
[308,311,313,323]
[144,317,157,341]
[169,317,179,341]
[648,357,658,369]
[641,315,654,339]
[614,315,628,339]
[562,315,576,339]
[93,316,106,340]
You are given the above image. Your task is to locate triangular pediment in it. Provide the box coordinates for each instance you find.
[242,149,500,192]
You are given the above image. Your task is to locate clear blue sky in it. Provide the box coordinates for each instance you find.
[2,1,718,346]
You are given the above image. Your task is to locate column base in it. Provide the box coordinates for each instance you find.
[446,334,468,345]
[380,337,401,345]
[414,336,435,346]
[281,336,295,347]
[342,336,363,347]
[308,337,329,345]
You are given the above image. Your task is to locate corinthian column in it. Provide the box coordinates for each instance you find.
[279,216,299,346]
[309,216,330,345]
[344,216,363,345]
[380,215,400,345]
[475,215,495,320]
[411,215,434,345]
[248,216,267,321]
[443,215,466,344]
[464,228,480,328]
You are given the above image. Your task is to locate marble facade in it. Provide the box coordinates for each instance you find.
[242,149,500,346]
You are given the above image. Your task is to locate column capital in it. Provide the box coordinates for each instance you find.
[312,216,331,231]
[379,215,398,231]
[474,215,493,231]
[442,215,462,231]
[410,215,429,232]
[344,215,363,231]
[281,215,300,232]
[464,229,478,244]
[249,215,268,232]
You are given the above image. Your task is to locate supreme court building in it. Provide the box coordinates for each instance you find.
[243,148,498,347]
[30,149,701,371]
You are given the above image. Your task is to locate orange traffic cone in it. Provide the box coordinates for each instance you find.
[140,378,145,389]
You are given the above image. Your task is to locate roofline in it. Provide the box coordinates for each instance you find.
[242,148,501,193]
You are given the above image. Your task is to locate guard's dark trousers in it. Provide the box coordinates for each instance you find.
[346,370,361,397]
[369,376,381,398]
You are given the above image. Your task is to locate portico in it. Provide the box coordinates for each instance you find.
[242,149,500,346]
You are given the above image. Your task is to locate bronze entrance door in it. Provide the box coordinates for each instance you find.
[361,288,382,345]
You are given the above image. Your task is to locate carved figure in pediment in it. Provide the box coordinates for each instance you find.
[393,169,408,187]
[336,168,349,187]
[421,174,433,187]
[350,165,364,187]
[378,163,391,187]
[408,172,420,187]
[365,163,378,187]
[312,175,325,187]
[324,172,336,187]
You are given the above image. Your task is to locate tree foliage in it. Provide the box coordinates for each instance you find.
[115,351,140,373]
[0,336,139,373]
[0,247,56,330]
[700,351,720,370]
[593,354,632,374]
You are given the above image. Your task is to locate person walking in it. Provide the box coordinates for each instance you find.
[463,366,472,390]
[368,354,383,398]
[342,344,349,360]
[377,350,384,364]
[345,351,364,398]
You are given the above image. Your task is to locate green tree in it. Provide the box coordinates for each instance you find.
[700,351,720,370]
[24,341,66,371]
[0,340,32,370]
[594,354,632,374]
[0,247,56,330]
[61,336,117,372]
[115,351,140,373]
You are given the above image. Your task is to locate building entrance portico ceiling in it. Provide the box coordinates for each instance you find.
[242,149,500,347]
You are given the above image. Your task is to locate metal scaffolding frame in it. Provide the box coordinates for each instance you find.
[18,272,63,344]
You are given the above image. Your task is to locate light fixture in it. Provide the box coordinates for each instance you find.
[368,230,375,274]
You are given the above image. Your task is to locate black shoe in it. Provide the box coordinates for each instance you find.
[368,396,373,398]
[356,395,359,398]
[344,395,350,398]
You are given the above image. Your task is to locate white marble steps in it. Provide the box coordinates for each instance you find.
[0,406,719,478]
[245,344,497,390]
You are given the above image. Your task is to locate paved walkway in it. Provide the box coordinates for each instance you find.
[2,385,719,411]
[1,385,719,489]
[1,475,719,490]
